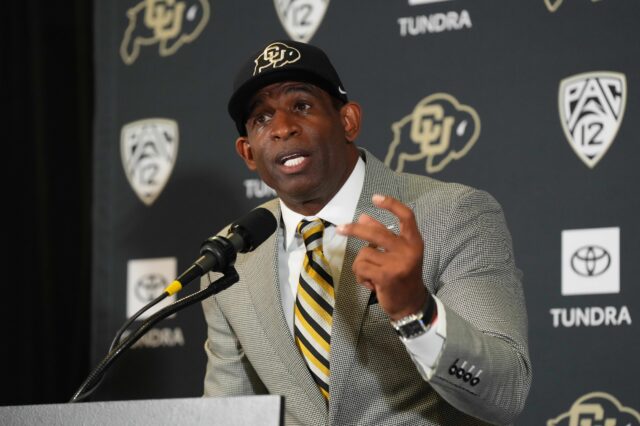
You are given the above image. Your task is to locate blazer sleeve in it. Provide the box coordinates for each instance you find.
[426,188,532,425]
[202,274,268,397]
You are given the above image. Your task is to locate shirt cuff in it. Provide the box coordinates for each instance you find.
[400,296,447,381]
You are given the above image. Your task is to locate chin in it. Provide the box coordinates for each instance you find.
[280,183,326,203]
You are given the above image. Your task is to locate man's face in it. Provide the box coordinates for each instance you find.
[235,81,361,214]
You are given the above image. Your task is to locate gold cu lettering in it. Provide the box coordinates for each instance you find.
[410,103,455,156]
[144,0,185,40]
[569,403,616,426]
[264,47,286,65]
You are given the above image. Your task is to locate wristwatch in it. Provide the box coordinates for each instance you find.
[390,295,436,341]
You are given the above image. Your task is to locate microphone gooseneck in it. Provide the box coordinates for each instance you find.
[70,207,277,403]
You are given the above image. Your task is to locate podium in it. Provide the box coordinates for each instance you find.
[1,395,284,426]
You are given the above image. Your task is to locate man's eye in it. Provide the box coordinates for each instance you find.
[253,113,271,126]
[294,102,311,112]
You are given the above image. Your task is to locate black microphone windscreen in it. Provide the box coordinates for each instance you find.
[231,207,277,252]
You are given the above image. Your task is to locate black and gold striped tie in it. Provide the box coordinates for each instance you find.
[294,219,334,401]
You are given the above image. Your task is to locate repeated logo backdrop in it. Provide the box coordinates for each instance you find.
[92,0,639,422]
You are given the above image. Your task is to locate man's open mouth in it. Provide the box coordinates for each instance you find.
[278,151,310,168]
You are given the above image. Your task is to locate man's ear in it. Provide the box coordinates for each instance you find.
[235,136,257,171]
[341,102,362,142]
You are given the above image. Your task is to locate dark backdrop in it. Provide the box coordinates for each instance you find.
[4,2,639,425]
[4,0,93,406]
[90,1,640,424]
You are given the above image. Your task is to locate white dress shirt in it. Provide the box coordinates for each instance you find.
[277,157,446,380]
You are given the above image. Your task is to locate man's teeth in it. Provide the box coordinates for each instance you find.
[283,156,304,167]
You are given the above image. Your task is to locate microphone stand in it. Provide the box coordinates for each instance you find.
[70,268,239,403]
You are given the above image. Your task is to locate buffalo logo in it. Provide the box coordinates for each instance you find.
[545,0,602,13]
[547,392,640,426]
[571,245,611,277]
[385,93,480,174]
[121,118,179,206]
[135,273,167,303]
[120,0,210,65]
[274,0,329,43]
[558,71,626,168]
[254,42,302,75]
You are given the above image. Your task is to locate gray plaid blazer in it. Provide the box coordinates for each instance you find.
[202,150,531,425]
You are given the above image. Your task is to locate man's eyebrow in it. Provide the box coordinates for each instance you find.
[245,83,317,119]
[283,83,315,95]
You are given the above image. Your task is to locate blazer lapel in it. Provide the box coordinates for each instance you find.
[328,151,401,421]
[245,201,328,416]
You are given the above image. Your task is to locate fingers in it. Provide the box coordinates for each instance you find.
[336,194,422,249]
[337,220,399,251]
[360,281,375,290]
[339,195,427,319]
[351,255,381,287]
[371,194,422,245]
[356,213,387,229]
[353,246,386,266]
[354,214,388,250]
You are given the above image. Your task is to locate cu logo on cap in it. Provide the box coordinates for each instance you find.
[570,245,611,277]
[253,42,301,75]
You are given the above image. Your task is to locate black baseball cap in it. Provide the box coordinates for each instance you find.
[228,40,349,136]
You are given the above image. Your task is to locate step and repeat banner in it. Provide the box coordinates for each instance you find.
[92,0,639,423]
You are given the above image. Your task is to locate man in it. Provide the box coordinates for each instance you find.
[202,40,531,425]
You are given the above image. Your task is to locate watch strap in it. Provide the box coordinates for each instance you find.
[390,293,435,340]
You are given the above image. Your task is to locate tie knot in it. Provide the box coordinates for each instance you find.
[297,219,326,251]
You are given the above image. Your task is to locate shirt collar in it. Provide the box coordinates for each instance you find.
[279,157,366,250]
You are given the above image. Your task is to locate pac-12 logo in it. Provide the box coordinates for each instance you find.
[385,93,480,174]
[274,0,329,43]
[120,0,210,65]
[558,71,626,169]
[121,118,179,206]
[547,392,640,426]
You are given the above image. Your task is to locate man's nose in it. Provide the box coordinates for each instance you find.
[270,111,300,141]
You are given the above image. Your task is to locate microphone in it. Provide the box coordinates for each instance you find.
[115,206,277,343]
[166,207,277,296]
[70,207,277,403]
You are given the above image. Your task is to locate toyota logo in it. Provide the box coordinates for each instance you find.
[570,245,611,277]
[135,273,167,303]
